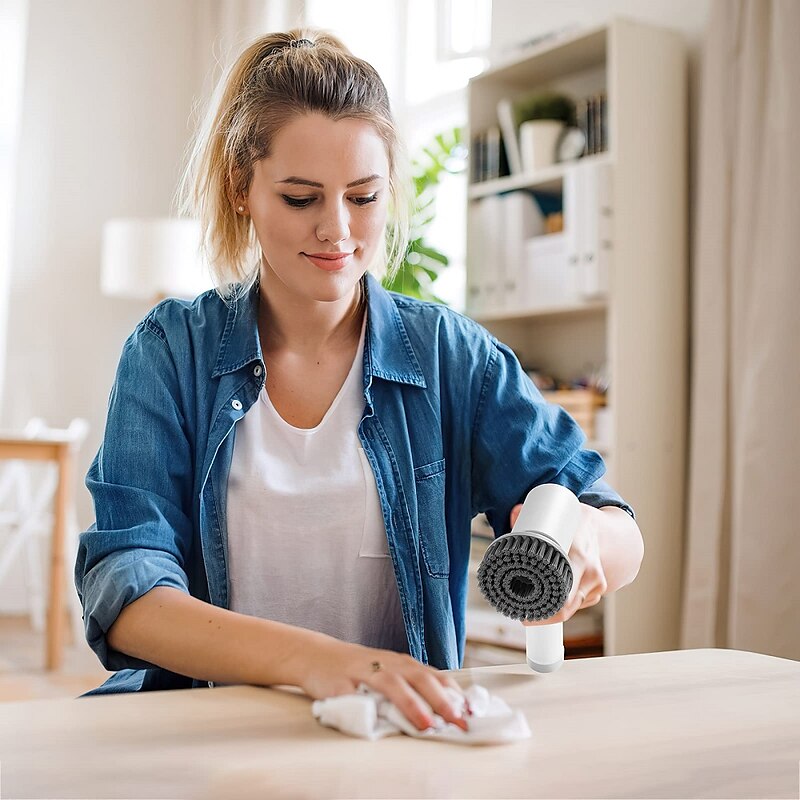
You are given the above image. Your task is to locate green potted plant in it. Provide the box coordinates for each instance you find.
[382,127,466,302]
[515,91,577,171]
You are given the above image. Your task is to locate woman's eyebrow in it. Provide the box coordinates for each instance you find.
[276,174,383,188]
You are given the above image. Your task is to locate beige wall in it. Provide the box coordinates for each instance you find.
[0,0,200,610]
[490,0,709,52]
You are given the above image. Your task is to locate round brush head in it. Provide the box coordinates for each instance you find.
[476,532,573,622]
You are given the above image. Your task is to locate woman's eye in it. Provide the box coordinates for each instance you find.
[351,193,379,206]
[281,193,378,208]
[281,195,314,208]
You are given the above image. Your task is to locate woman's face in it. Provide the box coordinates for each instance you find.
[245,112,390,305]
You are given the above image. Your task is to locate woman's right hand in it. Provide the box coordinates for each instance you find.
[298,638,470,732]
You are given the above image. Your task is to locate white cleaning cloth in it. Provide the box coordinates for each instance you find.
[311,683,531,745]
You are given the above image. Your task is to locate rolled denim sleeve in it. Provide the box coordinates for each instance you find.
[579,477,635,519]
[470,338,634,537]
[75,315,194,671]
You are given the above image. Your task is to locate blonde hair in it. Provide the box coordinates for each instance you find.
[178,29,412,298]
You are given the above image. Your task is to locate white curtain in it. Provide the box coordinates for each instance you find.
[0,0,29,416]
[681,0,800,660]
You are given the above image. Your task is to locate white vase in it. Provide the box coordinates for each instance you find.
[519,120,565,172]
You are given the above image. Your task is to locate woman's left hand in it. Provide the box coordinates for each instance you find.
[508,502,608,626]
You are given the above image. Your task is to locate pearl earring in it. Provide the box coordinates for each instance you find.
[237,206,245,213]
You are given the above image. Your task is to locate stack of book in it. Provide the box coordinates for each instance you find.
[469,126,510,183]
[577,91,608,155]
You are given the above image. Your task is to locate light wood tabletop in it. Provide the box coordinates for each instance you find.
[0,648,797,799]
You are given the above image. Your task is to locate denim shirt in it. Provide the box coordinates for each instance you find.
[75,273,633,695]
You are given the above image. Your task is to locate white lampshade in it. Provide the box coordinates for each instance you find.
[101,218,213,301]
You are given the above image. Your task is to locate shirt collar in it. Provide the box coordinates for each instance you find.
[211,273,426,390]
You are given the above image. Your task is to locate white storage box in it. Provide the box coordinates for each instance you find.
[521,233,578,309]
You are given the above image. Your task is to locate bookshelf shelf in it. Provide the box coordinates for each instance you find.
[464,18,688,662]
[468,152,612,199]
[474,298,606,324]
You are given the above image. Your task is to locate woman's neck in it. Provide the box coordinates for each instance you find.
[257,264,365,359]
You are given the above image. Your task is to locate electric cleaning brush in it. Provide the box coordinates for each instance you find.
[476,483,581,672]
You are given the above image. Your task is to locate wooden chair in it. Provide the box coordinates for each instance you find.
[0,418,89,668]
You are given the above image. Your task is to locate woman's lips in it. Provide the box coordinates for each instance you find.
[303,252,354,272]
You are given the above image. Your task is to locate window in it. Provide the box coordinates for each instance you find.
[403,0,489,310]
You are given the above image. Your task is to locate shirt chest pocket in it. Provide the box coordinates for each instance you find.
[413,459,449,578]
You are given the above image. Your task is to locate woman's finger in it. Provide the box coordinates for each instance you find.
[436,673,472,716]
[368,671,435,730]
[414,671,469,731]
[365,658,468,732]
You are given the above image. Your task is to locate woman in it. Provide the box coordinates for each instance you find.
[75,30,643,733]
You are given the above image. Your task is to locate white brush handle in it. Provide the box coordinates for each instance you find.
[511,483,581,545]
[527,623,564,672]
[515,484,581,673]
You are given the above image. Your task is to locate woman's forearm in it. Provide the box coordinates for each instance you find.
[595,506,644,594]
[106,586,331,687]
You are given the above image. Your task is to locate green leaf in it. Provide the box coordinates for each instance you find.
[388,125,466,303]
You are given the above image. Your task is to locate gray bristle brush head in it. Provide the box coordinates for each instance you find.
[477,533,573,622]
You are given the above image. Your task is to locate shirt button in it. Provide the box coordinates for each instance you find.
[231,399,243,411]
[253,365,263,377]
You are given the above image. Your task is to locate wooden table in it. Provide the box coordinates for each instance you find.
[0,434,77,671]
[1,648,798,799]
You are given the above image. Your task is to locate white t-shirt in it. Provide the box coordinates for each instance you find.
[226,317,409,654]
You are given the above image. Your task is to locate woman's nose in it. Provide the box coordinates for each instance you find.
[316,202,350,244]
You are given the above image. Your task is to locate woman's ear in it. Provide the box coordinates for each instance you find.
[230,188,248,216]
[227,171,249,216]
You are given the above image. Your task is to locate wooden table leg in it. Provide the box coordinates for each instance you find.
[46,445,73,671]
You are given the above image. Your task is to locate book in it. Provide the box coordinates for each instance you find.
[469,130,484,183]
[485,126,502,180]
[599,91,607,152]
[496,98,523,175]
[578,91,608,155]
[592,94,602,154]
[470,127,509,182]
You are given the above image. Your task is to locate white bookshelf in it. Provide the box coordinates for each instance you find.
[465,18,688,659]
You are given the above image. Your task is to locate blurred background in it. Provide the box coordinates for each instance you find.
[0,0,797,698]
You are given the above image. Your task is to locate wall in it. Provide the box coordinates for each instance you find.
[0,0,200,610]
[491,0,709,53]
